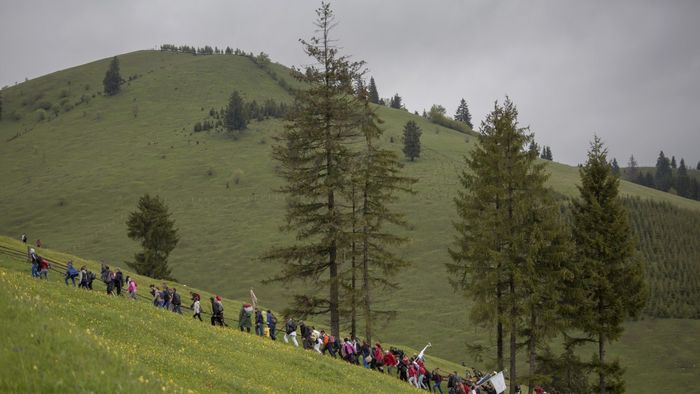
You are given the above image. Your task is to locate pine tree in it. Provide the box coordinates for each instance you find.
[126,194,179,280]
[348,87,416,343]
[454,98,473,129]
[390,93,402,109]
[546,146,553,161]
[689,178,700,200]
[671,155,677,169]
[103,56,123,96]
[676,158,690,198]
[611,158,620,177]
[367,77,380,104]
[402,120,422,161]
[568,136,646,394]
[626,155,638,180]
[224,91,247,130]
[448,98,566,392]
[654,151,673,192]
[697,161,700,171]
[264,3,364,338]
[528,140,539,155]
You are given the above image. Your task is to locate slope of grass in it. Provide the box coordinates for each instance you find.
[1,50,699,371]
[0,239,423,394]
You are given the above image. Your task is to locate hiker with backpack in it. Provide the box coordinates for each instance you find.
[114,269,124,296]
[283,317,298,347]
[266,310,277,340]
[64,261,79,286]
[29,248,40,278]
[171,288,182,314]
[161,286,171,309]
[238,304,253,333]
[38,257,50,280]
[371,343,385,371]
[254,308,264,336]
[210,296,224,326]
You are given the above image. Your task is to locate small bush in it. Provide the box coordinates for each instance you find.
[35,109,47,122]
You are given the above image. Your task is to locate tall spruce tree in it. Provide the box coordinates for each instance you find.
[448,98,566,392]
[568,136,646,394]
[367,77,380,104]
[103,56,122,96]
[126,194,179,280]
[626,155,638,180]
[697,161,700,171]
[671,155,677,169]
[224,90,248,130]
[654,151,673,192]
[676,158,690,198]
[454,98,474,129]
[611,158,620,177]
[264,3,363,338]
[349,87,416,343]
[390,93,403,109]
[402,120,422,161]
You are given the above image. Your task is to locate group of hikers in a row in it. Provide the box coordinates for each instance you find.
[25,247,508,394]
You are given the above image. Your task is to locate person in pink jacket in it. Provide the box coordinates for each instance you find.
[127,277,137,300]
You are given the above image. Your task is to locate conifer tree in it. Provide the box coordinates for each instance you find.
[390,93,403,109]
[697,161,700,171]
[349,87,416,343]
[611,158,620,177]
[528,140,539,155]
[264,3,364,338]
[671,155,677,169]
[676,158,690,198]
[103,56,123,96]
[126,194,179,280]
[454,98,474,129]
[654,151,673,192]
[626,155,638,180]
[402,120,422,161]
[224,91,247,130]
[448,98,567,392]
[367,77,380,104]
[568,136,646,394]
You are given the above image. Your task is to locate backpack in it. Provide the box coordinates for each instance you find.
[172,292,181,305]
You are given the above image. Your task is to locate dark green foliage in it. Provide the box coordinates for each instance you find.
[448,97,568,387]
[671,155,677,169]
[367,77,379,104]
[224,91,247,131]
[402,120,421,161]
[654,151,673,192]
[528,140,539,155]
[697,161,700,170]
[568,136,646,394]
[536,343,590,394]
[676,158,690,198]
[125,194,179,280]
[625,155,638,180]
[389,93,402,109]
[346,87,416,343]
[624,197,700,318]
[454,98,473,129]
[103,56,122,96]
[611,158,620,177]
[540,146,553,161]
[264,3,365,337]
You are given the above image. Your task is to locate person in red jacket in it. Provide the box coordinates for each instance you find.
[38,258,50,280]
[384,350,398,377]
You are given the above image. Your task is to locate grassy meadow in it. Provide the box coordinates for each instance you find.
[1,50,699,391]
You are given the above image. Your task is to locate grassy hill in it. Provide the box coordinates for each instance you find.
[1,50,700,386]
[0,240,427,393]
[1,237,698,394]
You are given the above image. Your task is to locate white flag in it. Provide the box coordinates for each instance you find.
[250,288,258,307]
[489,372,507,394]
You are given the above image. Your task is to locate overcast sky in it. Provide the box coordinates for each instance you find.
[1,0,698,166]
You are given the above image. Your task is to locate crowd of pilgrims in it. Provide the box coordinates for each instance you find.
[27,245,520,394]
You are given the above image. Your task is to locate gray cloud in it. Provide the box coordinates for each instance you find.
[1,0,698,166]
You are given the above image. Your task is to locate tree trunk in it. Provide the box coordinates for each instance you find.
[599,332,606,394]
[497,284,504,371]
[509,275,517,394]
[350,185,357,339]
[528,310,536,394]
[362,184,372,344]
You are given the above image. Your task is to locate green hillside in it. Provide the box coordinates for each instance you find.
[1,49,700,381]
[0,239,422,393]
